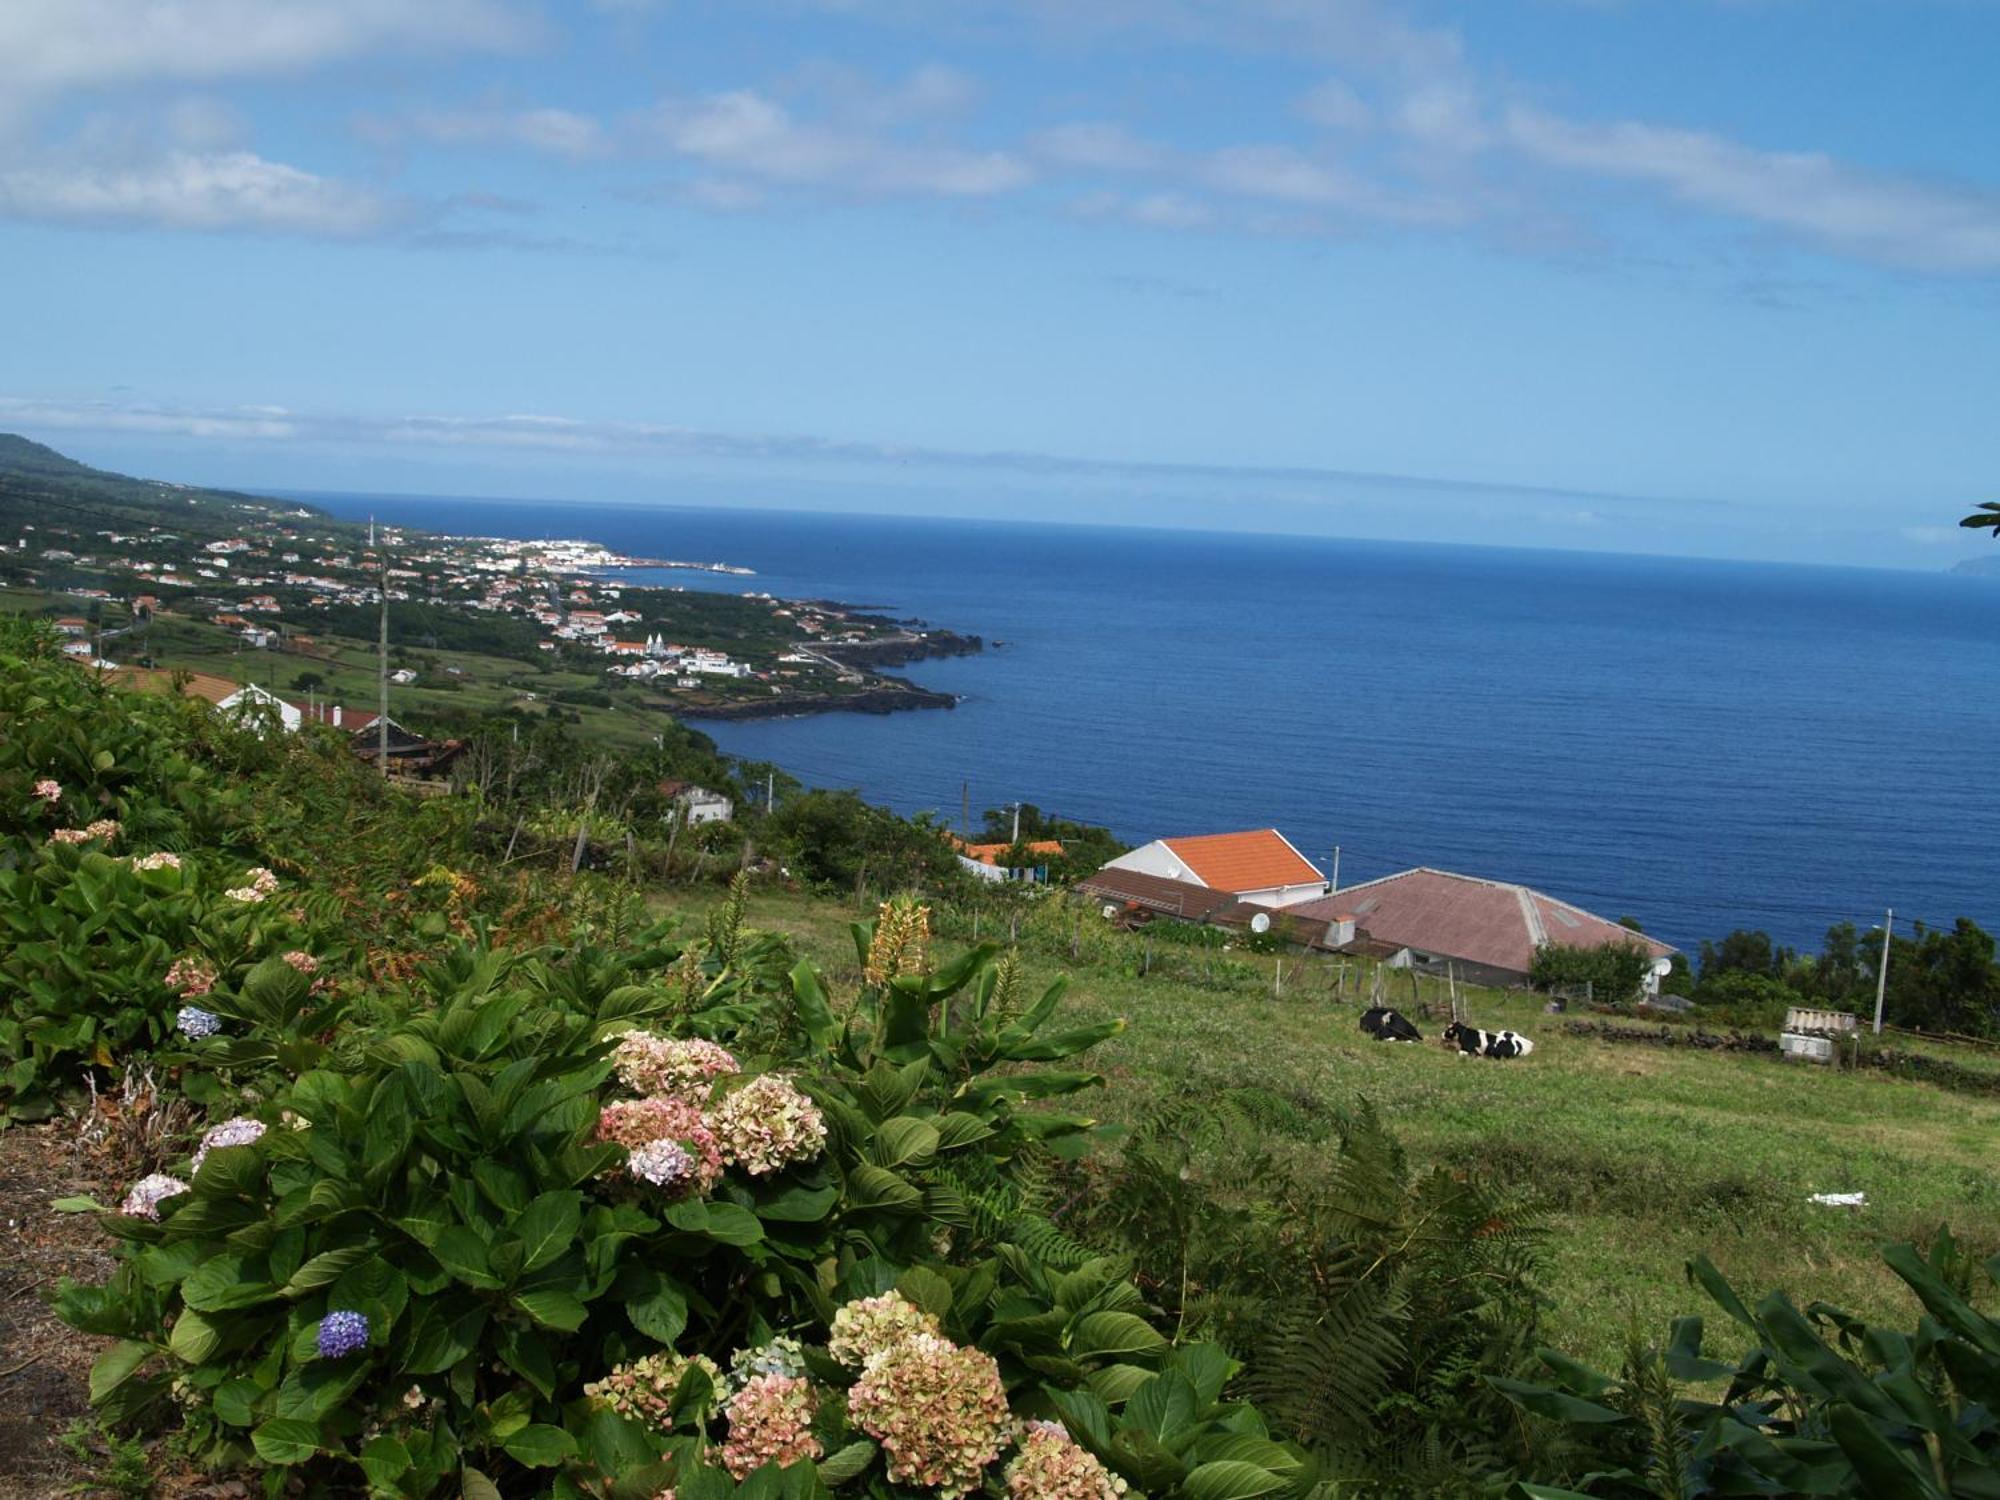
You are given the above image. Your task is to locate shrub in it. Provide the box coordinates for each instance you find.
[55,902,1310,1500]
[1529,942,1654,1003]
[1492,1230,2000,1497]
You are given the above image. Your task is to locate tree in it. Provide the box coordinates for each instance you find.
[1697,928,1785,982]
[291,670,326,692]
[1960,500,2000,537]
[1804,920,1869,1005]
[1884,918,2000,1037]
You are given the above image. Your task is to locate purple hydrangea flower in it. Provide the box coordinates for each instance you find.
[190,1116,266,1174]
[176,1005,222,1039]
[628,1137,695,1190]
[317,1310,370,1359]
[119,1173,189,1220]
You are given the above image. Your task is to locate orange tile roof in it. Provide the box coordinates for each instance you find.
[956,838,1064,866]
[1160,830,1324,893]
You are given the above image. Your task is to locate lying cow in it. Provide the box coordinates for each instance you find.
[1359,1006,1422,1043]
[1442,1021,1535,1059]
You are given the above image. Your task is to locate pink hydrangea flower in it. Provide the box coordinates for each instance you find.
[133,851,182,872]
[611,1032,739,1101]
[32,779,61,806]
[710,1074,826,1176]
[584,1351,722,1432]
[596,1096,723,1195]
[848,1333,1011,1498]
[281,950,319,974]
[828,1290,941,1371]
[224,867,279,903]
[1006,1423,1128,1500]
[48,827,92,844]
[164,957,218,997]
[721,1372,822,1479]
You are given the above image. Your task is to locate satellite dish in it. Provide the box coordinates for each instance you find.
[1650,957,1673,976]
[1101,904,1118,921]
[1250,913,1272,934]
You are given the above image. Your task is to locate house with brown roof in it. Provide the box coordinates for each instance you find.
[1098,829,1328,908]
[1285,867,1678,991]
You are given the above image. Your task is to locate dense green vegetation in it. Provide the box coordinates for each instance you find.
[0,433,312,533]
[7,614,2000,1498]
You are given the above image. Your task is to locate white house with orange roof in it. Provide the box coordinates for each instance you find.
[1100,829,1329,908]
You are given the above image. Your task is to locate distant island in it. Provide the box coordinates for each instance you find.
[0,433,982,743]
[1950,554,2000,578]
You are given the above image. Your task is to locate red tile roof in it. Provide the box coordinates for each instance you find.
[956,839,1064,867]
[1158,829,1324,893]
[1287,868,1677,975]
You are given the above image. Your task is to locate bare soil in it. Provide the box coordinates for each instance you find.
[0,1123,115,1498]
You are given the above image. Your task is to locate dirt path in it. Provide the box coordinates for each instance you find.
[0,1124,114,1498]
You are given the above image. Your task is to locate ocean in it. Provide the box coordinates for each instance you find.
[301,491,2000,956]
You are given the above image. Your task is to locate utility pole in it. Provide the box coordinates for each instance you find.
[1011,802,1021,844]
[962,780,970,838]
[1330,845,1341,894]
[767,769,775,813]
[376,543,390,779]
[1873,909,1894,1034]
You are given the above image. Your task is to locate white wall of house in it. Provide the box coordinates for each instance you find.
[217,685,302,734]
[677,791,734,826]
[1101,843,1326,907]
[1238,881,1332,909]
[1103,841,1195,882]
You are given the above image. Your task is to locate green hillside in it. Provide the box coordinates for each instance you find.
[6,614,2000,1498]
[0,431,320,531]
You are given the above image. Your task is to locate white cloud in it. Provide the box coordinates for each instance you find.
[647,87,1032,197]
[0,149,391,236]
[1033,122,1169,173]
[2,0,532,97]
[366,106,606,159]
[0,394,1732,523]
[1505,106,2000,273]
[1297,79,1373,132]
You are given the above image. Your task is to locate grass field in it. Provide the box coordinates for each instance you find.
[665,882,2000,1367]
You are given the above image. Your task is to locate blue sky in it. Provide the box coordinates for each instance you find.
[2,0,1998,568]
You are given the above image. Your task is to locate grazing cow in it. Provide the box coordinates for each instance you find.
[1442,1021,1536,1059]
[1359,1006,1423,1043]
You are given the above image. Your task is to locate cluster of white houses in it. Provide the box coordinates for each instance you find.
[1075,828,1679,993]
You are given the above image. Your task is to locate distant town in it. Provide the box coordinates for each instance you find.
[0,433,982,737]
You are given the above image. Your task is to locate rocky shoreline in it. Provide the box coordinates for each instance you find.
[816,629,984,668]
[674,682,958,721]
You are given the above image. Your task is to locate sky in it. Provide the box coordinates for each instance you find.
[2,0,1998,569]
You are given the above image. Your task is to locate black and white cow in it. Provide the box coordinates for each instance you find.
[1359,1006,1423,1043]
[1441,1021,1535,1059]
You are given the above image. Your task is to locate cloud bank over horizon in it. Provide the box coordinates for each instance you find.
[1,0,1995,569]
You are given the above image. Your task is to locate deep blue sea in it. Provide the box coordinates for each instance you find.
[300,491,2000,955]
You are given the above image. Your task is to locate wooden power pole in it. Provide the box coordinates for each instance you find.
[1873,909,1894,1034]
[376,538,390,778]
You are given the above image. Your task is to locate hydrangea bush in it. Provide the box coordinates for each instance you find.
[55,901,1312,1500]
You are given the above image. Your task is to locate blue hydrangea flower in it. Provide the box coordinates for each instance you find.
[176,1006,222,1039]
[317,1310,370,1359]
